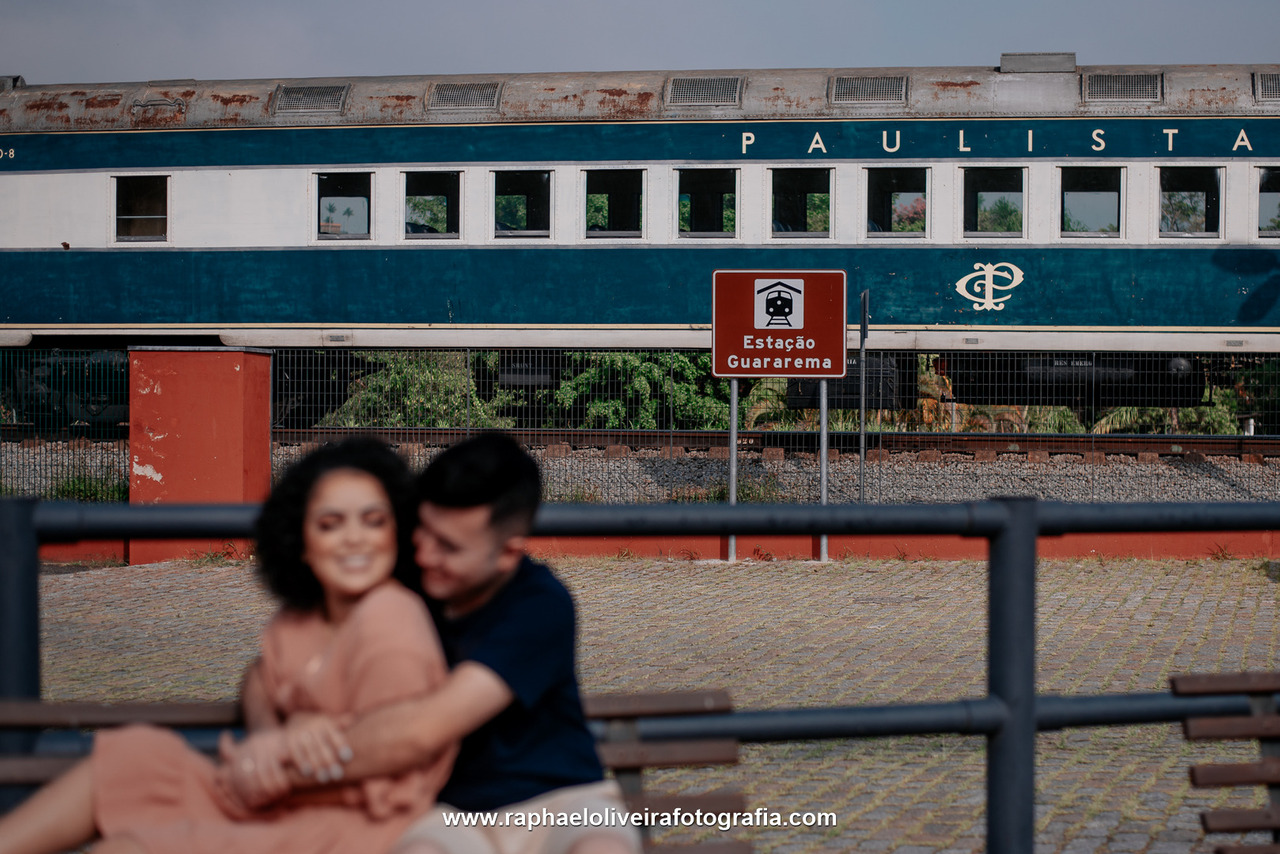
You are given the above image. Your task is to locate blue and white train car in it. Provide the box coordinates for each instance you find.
[1,52,1278,405]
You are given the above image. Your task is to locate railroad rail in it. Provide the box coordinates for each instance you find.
[274,428,1280,459]
[9,423,1277,459]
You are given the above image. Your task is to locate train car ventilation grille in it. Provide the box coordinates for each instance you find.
[1256,73,1280,102]
[830,76,907,104]
[666,77,742,107]
[1084,73,1161,101]
[429,82,503,109]
[273,84,350,114]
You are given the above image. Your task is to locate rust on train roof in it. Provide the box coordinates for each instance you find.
[1,61,1278,134]
[210,93,257,106]
[23,96,70,114]
[595,89,658,120]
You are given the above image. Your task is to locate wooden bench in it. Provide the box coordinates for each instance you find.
[1171,672,1280,854]
[1,690,750,852]
[585,690,750,853]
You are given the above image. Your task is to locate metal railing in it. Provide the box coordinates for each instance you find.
[2,497,1279,849]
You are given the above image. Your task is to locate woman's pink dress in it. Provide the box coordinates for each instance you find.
[91,582,454,854]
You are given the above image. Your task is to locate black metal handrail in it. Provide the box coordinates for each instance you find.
[3,496,1279,852]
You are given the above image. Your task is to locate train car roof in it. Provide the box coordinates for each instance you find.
[3,54,1280,133]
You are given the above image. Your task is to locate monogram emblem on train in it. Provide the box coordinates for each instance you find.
[755,280,805,329]
[955,262,1025,312]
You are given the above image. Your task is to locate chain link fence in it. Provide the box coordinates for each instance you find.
[3,347,1278,504]
[0,349,129,503]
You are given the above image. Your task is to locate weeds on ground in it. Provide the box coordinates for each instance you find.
[44,475,128,503]
[670,474,784,504]
[189,542,251,564]
[1207,543,1235,560]
[548,485,602,503]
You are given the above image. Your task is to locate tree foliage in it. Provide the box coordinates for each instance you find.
[405,195,448,231]
[537,351,741,430]
[1062,207,1119,233]
[319,351,516,429]
[976,196,1023,233]
[892,195,927,232]
[1160,191,1206,232]
[309,350,1276,438]
[678,196,736,234]
[805,193,830,232]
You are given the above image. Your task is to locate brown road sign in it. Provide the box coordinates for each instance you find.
[712,270,847,378]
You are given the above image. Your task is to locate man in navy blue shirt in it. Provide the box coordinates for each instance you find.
[233,433,639,854]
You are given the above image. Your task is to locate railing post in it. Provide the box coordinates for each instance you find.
[987,496,1039,854]
[0,497,40,810]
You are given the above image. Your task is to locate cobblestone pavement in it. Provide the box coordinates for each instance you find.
[39,555,1280,853]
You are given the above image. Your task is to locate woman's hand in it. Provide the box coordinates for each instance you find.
[217,729,291,810]
[281,711,353,782]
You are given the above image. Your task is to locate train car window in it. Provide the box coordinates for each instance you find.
[963,168,1023,236]
[678,169,736,237]
[495,170,551,237]
[772,169,830,237]
[866,168,926,236]
[1061,167,1121,236]
[317,173,371,239]
[405,172,460,238]
[585,170,643,238]
[115,176,167,241]
[1259,168,1280,238]
[1159,167,1220,236]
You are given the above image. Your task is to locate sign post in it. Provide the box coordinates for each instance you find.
[819,377,828,561]
[859,290,870,504]
[713,270,848,561]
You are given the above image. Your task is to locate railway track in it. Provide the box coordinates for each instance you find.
[272,428,1280,459]
[4,423,1277,459]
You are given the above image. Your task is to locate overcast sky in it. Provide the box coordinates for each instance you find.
[4,0,1277,86]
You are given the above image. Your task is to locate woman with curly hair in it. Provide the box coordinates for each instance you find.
[0,438,454,854]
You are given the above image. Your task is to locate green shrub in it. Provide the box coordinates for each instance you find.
[319,351,517,429]
[45,476,127,503]
[670,473,783,504]
[538,351,743,430]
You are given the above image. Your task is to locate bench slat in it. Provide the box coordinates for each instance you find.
[1191,757,1280,787]
[0,701,240,729]
[1172,673,1280,696]
[0,756,77,785]
[3,693,732,728]
[1185,715,1280,740]
[646,843,752,854]
[1202,807,1280,833]
[4,694,751,852]
[598,739,739,771]
[623,791,747,815]
[584,691,732,720]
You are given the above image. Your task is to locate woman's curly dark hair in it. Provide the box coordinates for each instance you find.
[255,438,422,611]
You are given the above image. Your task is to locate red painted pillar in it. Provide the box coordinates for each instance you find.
[128,348,271,564]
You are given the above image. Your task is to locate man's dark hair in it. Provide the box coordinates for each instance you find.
[256,437,422,610]
[417,432,542,535]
